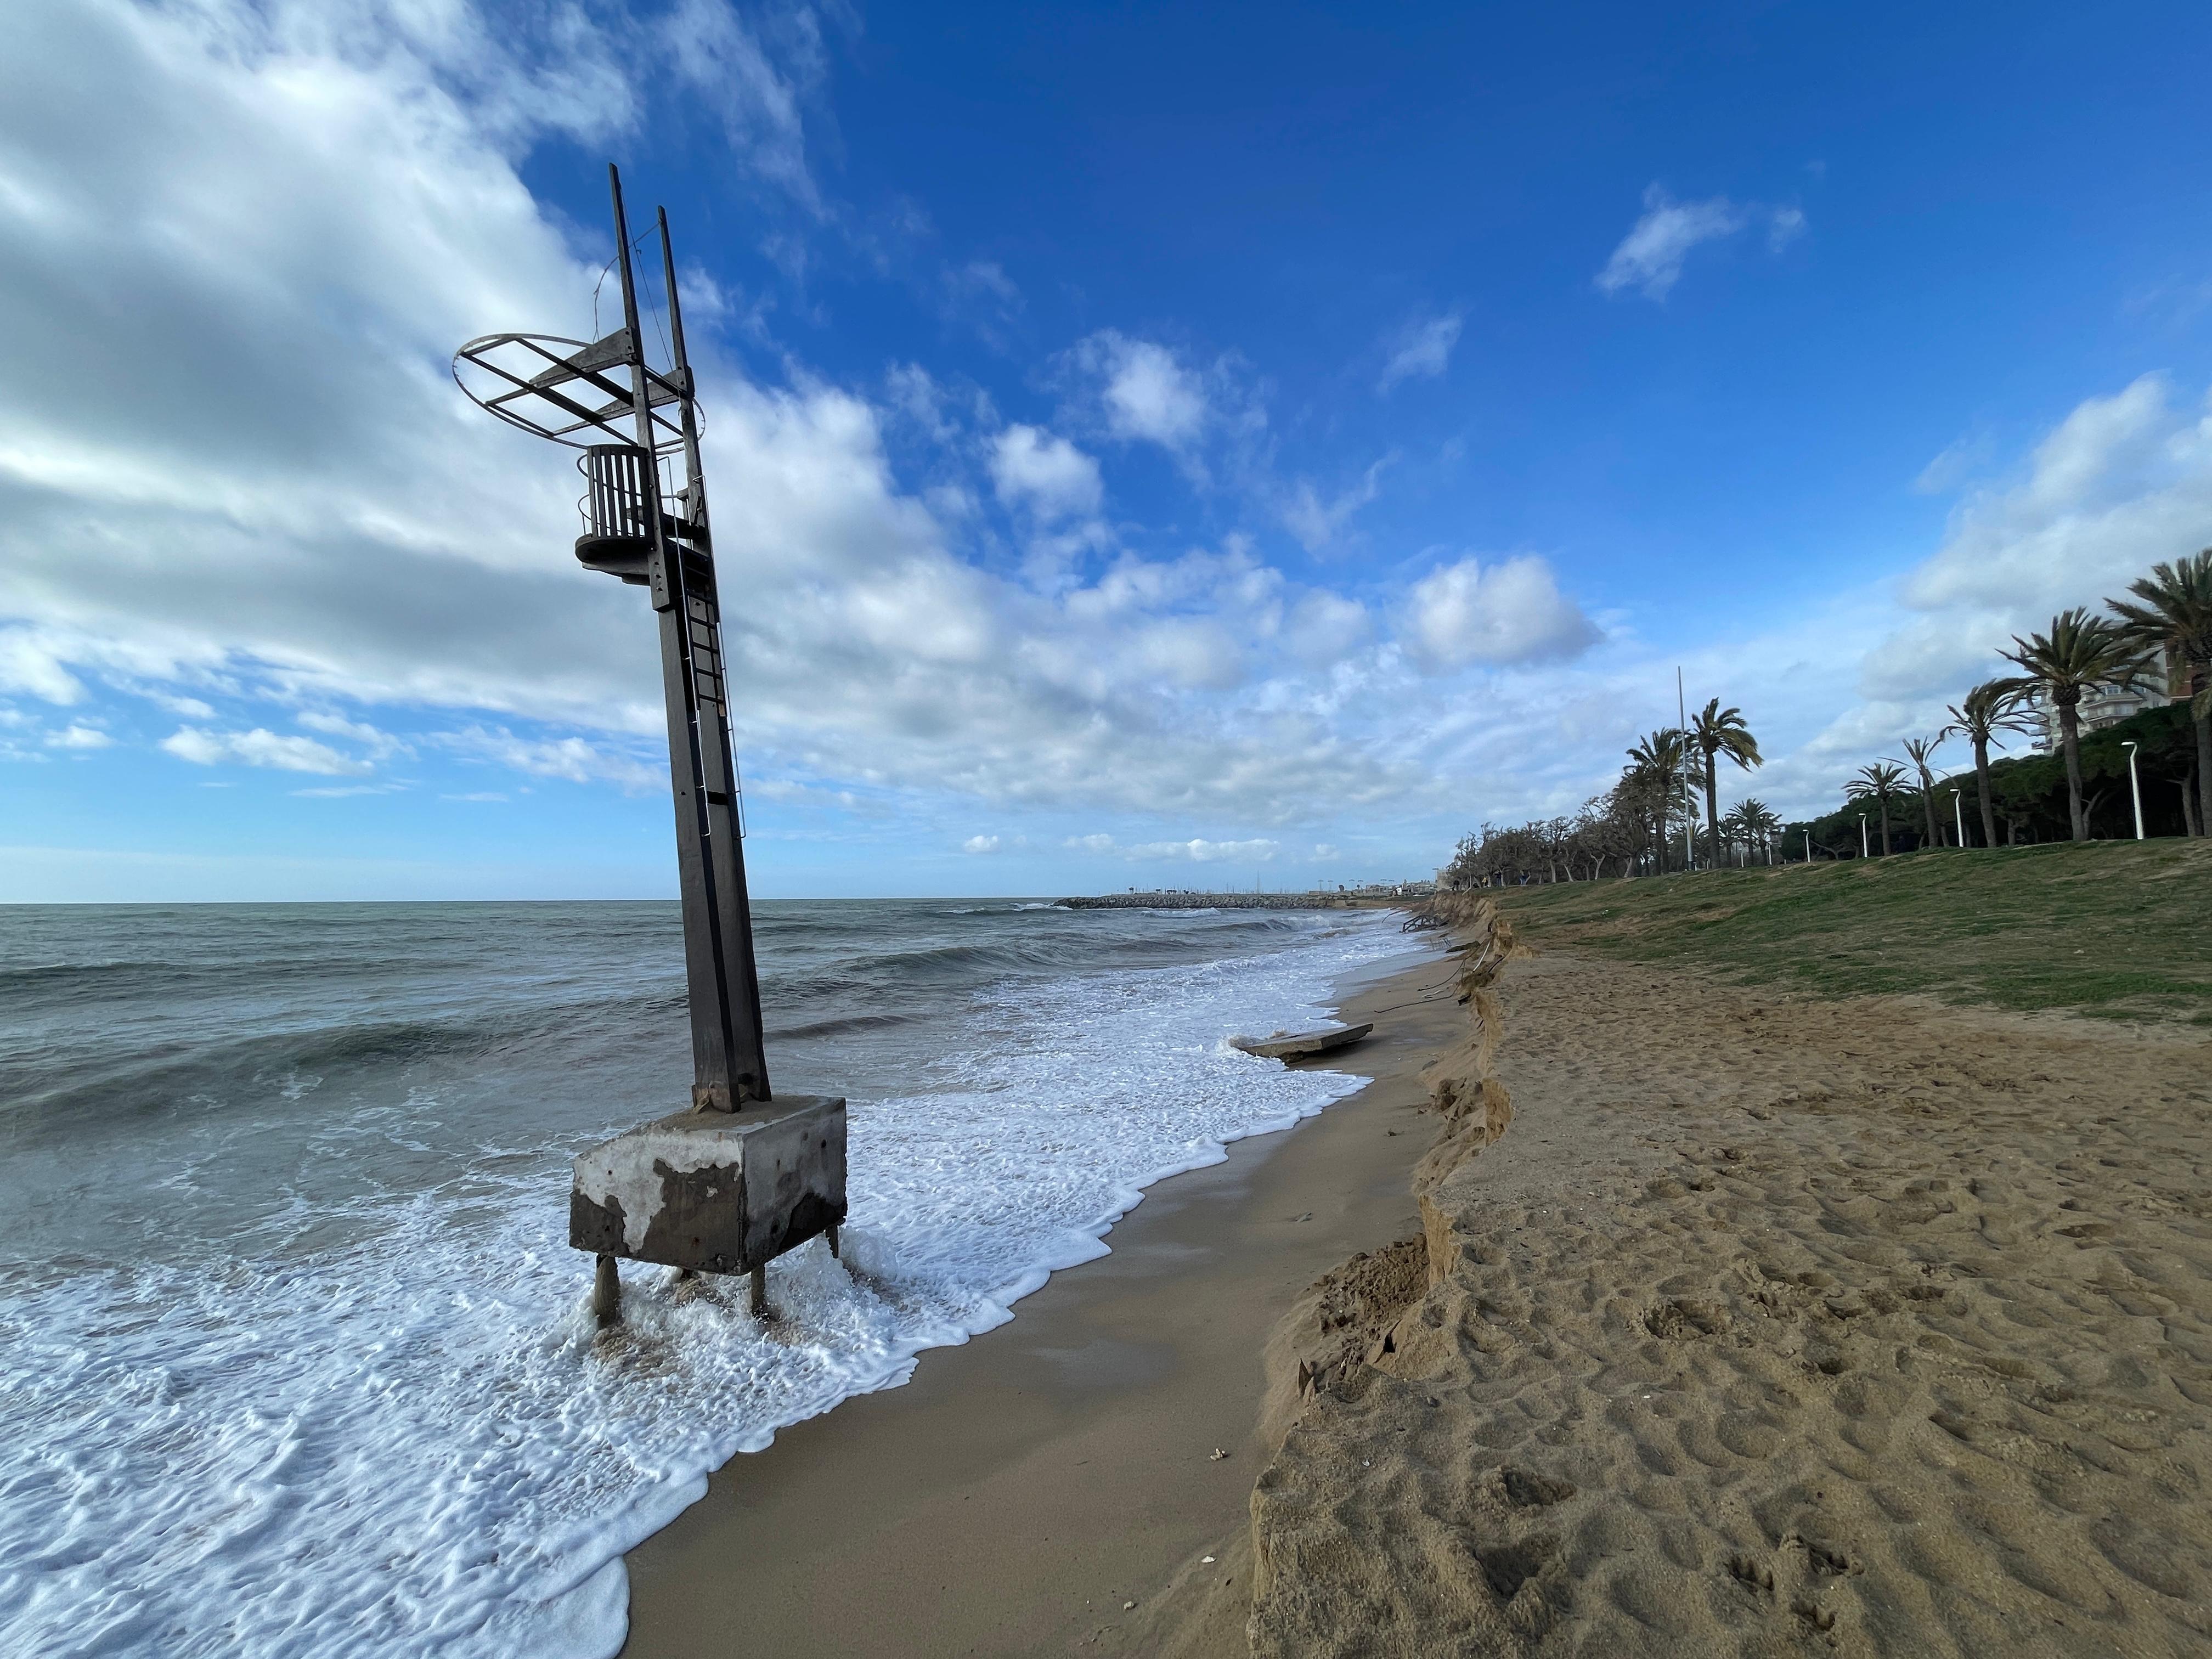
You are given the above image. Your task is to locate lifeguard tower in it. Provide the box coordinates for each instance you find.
[453,166,845,1323]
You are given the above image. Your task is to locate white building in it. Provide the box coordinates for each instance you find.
[2027,675,2170,752]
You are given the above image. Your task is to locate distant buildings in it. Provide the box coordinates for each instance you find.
[2027,647,2184,752]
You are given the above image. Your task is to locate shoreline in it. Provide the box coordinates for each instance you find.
[617,940,1460,1657]
[620,888,2212,1657]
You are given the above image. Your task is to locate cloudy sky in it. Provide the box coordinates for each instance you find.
[6,1,2211,900]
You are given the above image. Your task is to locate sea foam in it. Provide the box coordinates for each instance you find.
[0,907,1420,1658]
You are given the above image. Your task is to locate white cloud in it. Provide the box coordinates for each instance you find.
[1914,430,1995,496]
[1132,619,1244,690]
[1126,837,1278,862]
[161,726,371,775]
[952,261,1019,306]
[0,630,86,703]
[656,0,832,215]
[298,710,411,760]
[436,727,661,789]
[1378,313,1462,392]
[883,363,962,443]
[1282,591,1371,667]
[943,259,1021,328]
[2123,274,2212,330]
[1075,332,1209,448]
[989,424,1103,521]
[961,834,1000,854]
[1402,556,1600,670]
[46,723,112,749]
[1064,833,1278,862]
[0,0,1570,857]
[1866,373,2212,698]
[1596,184,1803,300]
[1282,461,1387,552]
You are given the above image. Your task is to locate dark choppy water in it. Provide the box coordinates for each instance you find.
[0,898,1420,1658]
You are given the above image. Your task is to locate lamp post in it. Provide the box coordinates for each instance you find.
[1951,788,1965,848]
[1804,828,1814,865]
[1677,667,1695,872]
[1859,814,1869,859]
[2124,741,2145,840]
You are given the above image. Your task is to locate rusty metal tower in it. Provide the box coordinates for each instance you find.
[454,166,843,1323]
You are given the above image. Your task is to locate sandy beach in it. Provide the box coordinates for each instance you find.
[620,947,1461,1657]
[623,898,2212,1657]
[1249,919,2212,1656]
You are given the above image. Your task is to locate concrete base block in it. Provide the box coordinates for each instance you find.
[570,1094,847,1276]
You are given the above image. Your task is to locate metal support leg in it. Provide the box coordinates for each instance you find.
[592,1254,622,1327]
[749,1265,771,1321]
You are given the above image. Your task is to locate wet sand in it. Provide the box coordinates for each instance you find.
[619,949,1459,1658]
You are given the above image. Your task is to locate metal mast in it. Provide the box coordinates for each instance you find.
[609,168,771,1110]
[456,165,770,1111]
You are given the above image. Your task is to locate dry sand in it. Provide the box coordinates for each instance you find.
[623,911,2212,1657]
[618,947,1460,1658]
[1248,932,2212,1657]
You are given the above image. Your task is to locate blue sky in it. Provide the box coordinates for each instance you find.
[6,0,2212,900]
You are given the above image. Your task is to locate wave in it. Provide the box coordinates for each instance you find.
[0,958,160,984]
[0,901,1427,1659]
[766,1010,929,1041]
[0,990,687,1128]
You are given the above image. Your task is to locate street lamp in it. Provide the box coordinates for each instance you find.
[2124,741,2145,840]
[1951,788,1966,848]
[1859,813,1869,859]
[1804,828,1814,865]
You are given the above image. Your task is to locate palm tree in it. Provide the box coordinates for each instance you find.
[1688,699,1762,867]
[1996,609,2153,841]
[1847,762,1906,855]
[2108,549,2212,837]
[1942,680,2036,848]
[1721,798,1780,865]
[1739,798,1782,864]
[1894,735,1946,848]
[1718,801,1748,864]
[1624,729,1688,872]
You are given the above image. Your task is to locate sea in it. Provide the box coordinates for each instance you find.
[0,898,1424,1658]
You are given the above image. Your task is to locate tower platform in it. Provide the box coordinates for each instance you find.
[571,1095,847,1276]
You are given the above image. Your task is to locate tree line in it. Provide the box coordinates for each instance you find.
[1444,549,2210,888]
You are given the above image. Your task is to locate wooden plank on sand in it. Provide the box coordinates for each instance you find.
[1231,1023,1374,1060]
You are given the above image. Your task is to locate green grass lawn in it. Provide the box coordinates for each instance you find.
[1488,839,2212,1025]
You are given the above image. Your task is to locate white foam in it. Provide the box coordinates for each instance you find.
[0,913,1423,1658]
